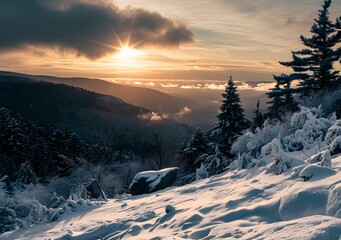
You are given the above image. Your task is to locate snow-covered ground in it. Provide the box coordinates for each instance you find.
[2,154,341,240]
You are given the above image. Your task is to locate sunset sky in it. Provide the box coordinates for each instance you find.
[1,0,340,86]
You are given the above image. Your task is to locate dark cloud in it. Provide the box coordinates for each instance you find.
[0,0,194,59]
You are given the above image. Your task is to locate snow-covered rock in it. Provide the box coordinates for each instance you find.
[299,165,336,181]
[129,168,178,195]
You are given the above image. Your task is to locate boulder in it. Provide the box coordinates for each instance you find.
[129,167,178,195]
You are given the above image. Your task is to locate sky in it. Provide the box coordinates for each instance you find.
[0,0,340,86]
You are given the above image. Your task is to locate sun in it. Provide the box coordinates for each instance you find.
[117,46,139,59]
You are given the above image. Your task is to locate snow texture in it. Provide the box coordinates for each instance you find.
[2,107,341,239]
[2,154,341,240]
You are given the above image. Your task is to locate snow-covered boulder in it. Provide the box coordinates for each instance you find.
[129,168,178,196]
[299,165,336,181]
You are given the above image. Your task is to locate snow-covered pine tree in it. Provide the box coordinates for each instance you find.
[15,161,38,187]
[252,100,264,131]
[280,0,341,95]
[267,74,299,118]
[177,128,210,173]
[211,76,248,156]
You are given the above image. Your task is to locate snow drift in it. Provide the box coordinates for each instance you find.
[2,106,341,239]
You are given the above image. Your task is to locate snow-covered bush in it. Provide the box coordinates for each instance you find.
[0,176,9,208]
[319,150,332,167]
[0,193,101,234]
[196,164,208,180]
[49,195,67,209]
[290,107,331,149]
[230,131,253,156]
[280,106,333,151]
[278,107,332,153]
[301,88,341,116]
[0,207,24,234]
[305,150,332,167]
[262,139,302,174]
[229,152,253,170]
[232,115,292,157]
[196,147,230,176]
[230,106,337,175]
[325,121,341,145]
[329,136,341,156]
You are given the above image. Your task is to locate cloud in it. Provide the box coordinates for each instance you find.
[0,0,194,59]
[146,82,156,87]
[160,83,178,88]
[138,112,168,121]
[176,107,192,117]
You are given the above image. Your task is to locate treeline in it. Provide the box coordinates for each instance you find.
[176,77,249,182]
[176,0,341,181]
[0,108,130,185]
[267,0,341,119]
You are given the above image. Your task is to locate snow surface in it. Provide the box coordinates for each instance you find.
[2,156,341,240]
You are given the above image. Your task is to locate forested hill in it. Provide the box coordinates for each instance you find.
[0,76,191,154]
[0,71,196,114]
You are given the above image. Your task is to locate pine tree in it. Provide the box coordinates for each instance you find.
[211,76,248,156]
[196,146,230,176]
[267,83,284,120]
[15,161,38,186]
[252,100,264,130]
[280,0,341,94]
[267,74,299,117]
[177,128,210,173]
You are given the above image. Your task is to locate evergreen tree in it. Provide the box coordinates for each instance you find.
[177,128,210,173]
[211,76,248,156]
[15,161,38,186]
[267,83,284,120]
[252,100,264,131]
[195,146,230,176]
[279,0,341,94]
[267,74,299,118]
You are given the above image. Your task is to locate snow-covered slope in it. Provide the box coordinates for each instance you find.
[2,106,341,239]
[2,155,341,240]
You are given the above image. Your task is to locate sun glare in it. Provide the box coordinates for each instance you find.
[118,46,138,59]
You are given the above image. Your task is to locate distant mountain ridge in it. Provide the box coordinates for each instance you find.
[0,71,195,114]
[0,75,191,155]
